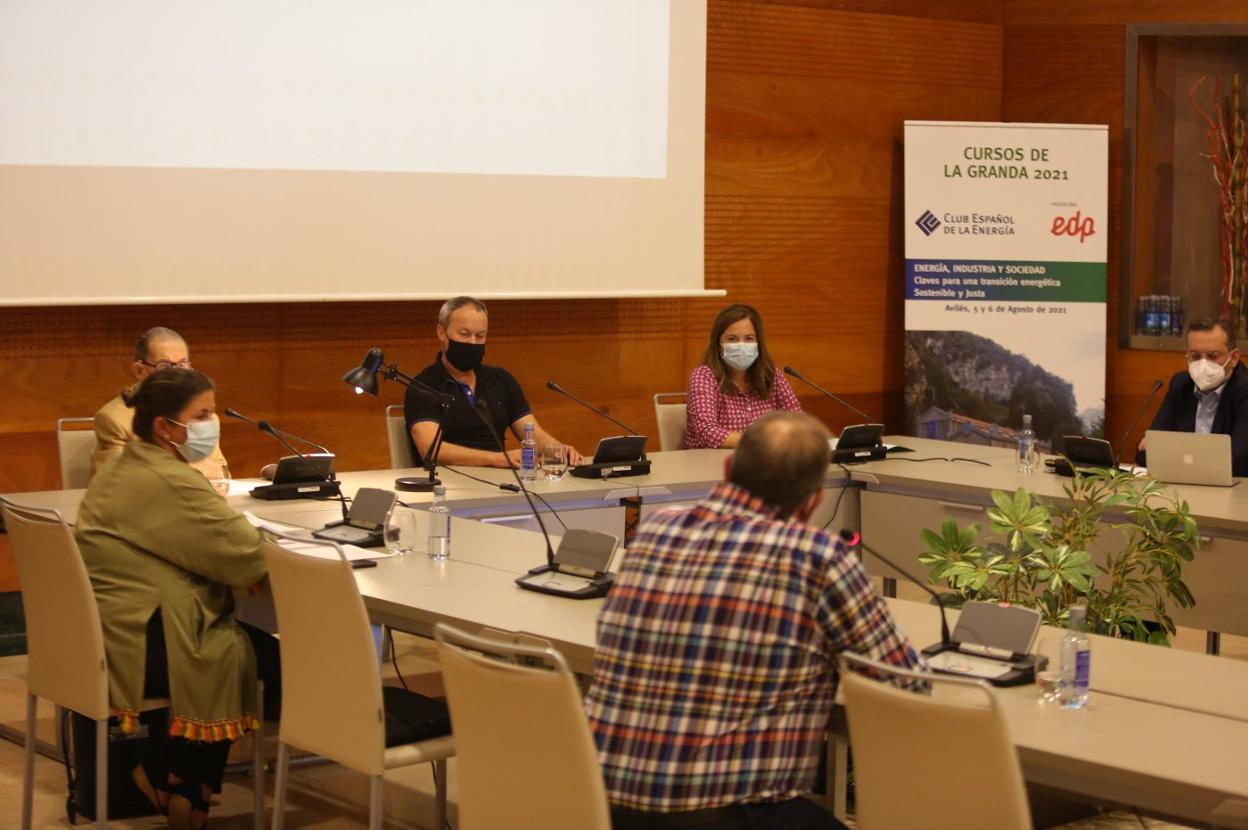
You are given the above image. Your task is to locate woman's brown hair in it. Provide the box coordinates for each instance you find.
[123,368,214,442]
[700,303,775,399]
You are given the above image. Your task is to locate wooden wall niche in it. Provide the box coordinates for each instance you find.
[1123,24,1248,350]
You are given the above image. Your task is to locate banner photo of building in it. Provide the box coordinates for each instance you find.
[903,121,1108,450]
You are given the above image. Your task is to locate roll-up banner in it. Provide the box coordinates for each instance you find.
[903,121,1108,450]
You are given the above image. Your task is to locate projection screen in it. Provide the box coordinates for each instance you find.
[0,0,710,305]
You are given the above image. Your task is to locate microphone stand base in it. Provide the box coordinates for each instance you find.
[515,564,613,599]
[395,475,440,492]
[569,459,651,479]
[832,447,888,465]
[248,480,342,501]
[920,642,1042,687]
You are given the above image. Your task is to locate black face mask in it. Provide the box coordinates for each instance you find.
[445,339,485,372]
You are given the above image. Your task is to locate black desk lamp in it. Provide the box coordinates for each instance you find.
[343,348,452,493]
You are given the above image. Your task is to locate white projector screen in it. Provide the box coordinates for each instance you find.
[0,0,710,305]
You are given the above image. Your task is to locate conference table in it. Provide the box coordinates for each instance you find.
[22,435,1248,650]
[243,485,1248,828]
[260,506,1248,828]
[5,436,1248,825]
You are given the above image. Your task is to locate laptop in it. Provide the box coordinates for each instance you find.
[1144,430,1235,487]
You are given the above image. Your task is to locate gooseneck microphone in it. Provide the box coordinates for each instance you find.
[839,529,951,649]
[545,380,642,436]
[225,408,347,521]
[470,398,555,566]
[1114,379,1165,468]
[225,408,334,455]
[783,366,874,423]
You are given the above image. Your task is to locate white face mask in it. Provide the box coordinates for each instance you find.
[1189,356,1231,393]
[722,342,759,371]
[168,418,220,462]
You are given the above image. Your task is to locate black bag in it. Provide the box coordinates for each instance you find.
[381,685,452,746]
[63,708,168,823]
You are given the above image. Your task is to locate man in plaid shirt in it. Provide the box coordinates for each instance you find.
[585,411,924,829]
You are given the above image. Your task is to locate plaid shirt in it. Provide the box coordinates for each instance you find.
[584,481,923,812]
[684,364,802,449]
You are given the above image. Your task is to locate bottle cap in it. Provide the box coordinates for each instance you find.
[1022,414,1032,427]
[1068,605,1087,625]
[433,485,446,497]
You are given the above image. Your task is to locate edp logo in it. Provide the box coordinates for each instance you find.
[1051,210,1095,243]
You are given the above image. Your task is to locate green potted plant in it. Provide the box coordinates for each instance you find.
[917,467,1199,644]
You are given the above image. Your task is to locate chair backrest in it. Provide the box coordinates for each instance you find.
[839,652,1031,830]
[653,393,687,451]
[56,417,98,489]
[434,623,610,830]
[261,534,387,774]
[385,404,415,469]
[1,499,110,720]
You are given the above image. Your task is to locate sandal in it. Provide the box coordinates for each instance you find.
[166,779,211,830]
[131,759,169,816]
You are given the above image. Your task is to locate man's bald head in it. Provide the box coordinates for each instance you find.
[728,411,831,516]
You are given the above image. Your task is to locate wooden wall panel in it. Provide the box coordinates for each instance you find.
[0,0,1002,590]
[1002,1,1248,459]
[1005,1,1248,25]
[762,1,1000,25]
[704,0,1002,439]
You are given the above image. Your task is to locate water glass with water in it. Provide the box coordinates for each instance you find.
[1034,636,1062,705]
[202,459,231,496]
[384,507,419,555]
[542,445,568,480]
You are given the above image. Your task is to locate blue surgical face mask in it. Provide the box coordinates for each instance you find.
[722,342,759,371]
[168,418,219,462]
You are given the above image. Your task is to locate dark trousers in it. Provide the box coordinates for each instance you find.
[142,610,281,791]
[610,797,850,830]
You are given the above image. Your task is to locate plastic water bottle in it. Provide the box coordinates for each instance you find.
[520,423,537,481]
[1060,605,1091,709]
[1017,414,1038,473]
[426,485,451,561]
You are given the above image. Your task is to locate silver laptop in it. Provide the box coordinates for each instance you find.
[1145,430,1235,487]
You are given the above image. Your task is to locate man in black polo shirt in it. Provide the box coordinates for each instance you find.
[405,296,583,467]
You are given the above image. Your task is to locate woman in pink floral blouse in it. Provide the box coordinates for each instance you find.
[684,304,801,449]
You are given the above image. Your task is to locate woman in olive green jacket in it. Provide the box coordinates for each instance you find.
[76,368,279,830]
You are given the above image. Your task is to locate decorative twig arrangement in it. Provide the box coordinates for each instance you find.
[1190,73,1247,339]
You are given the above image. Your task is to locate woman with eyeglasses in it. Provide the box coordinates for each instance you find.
[684,304,802,449]
[75,368,280,830]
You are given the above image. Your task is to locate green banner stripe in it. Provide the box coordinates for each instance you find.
[906,260,1106,302]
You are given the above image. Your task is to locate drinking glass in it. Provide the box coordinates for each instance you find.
[542,445,568,480]
[202,459,231,497]
[1034,636,1062,705]
[384,507,420,555]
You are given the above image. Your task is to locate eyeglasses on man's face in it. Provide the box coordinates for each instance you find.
[141,359,193,370]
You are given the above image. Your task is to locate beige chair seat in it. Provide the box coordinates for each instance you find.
[382,734,455,769]
[56,417,97,489]
[653,392,688,451]
[385,404,416,469]
[435,623,611,830]
[263,531,454,830]
[840,651,1031,830]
